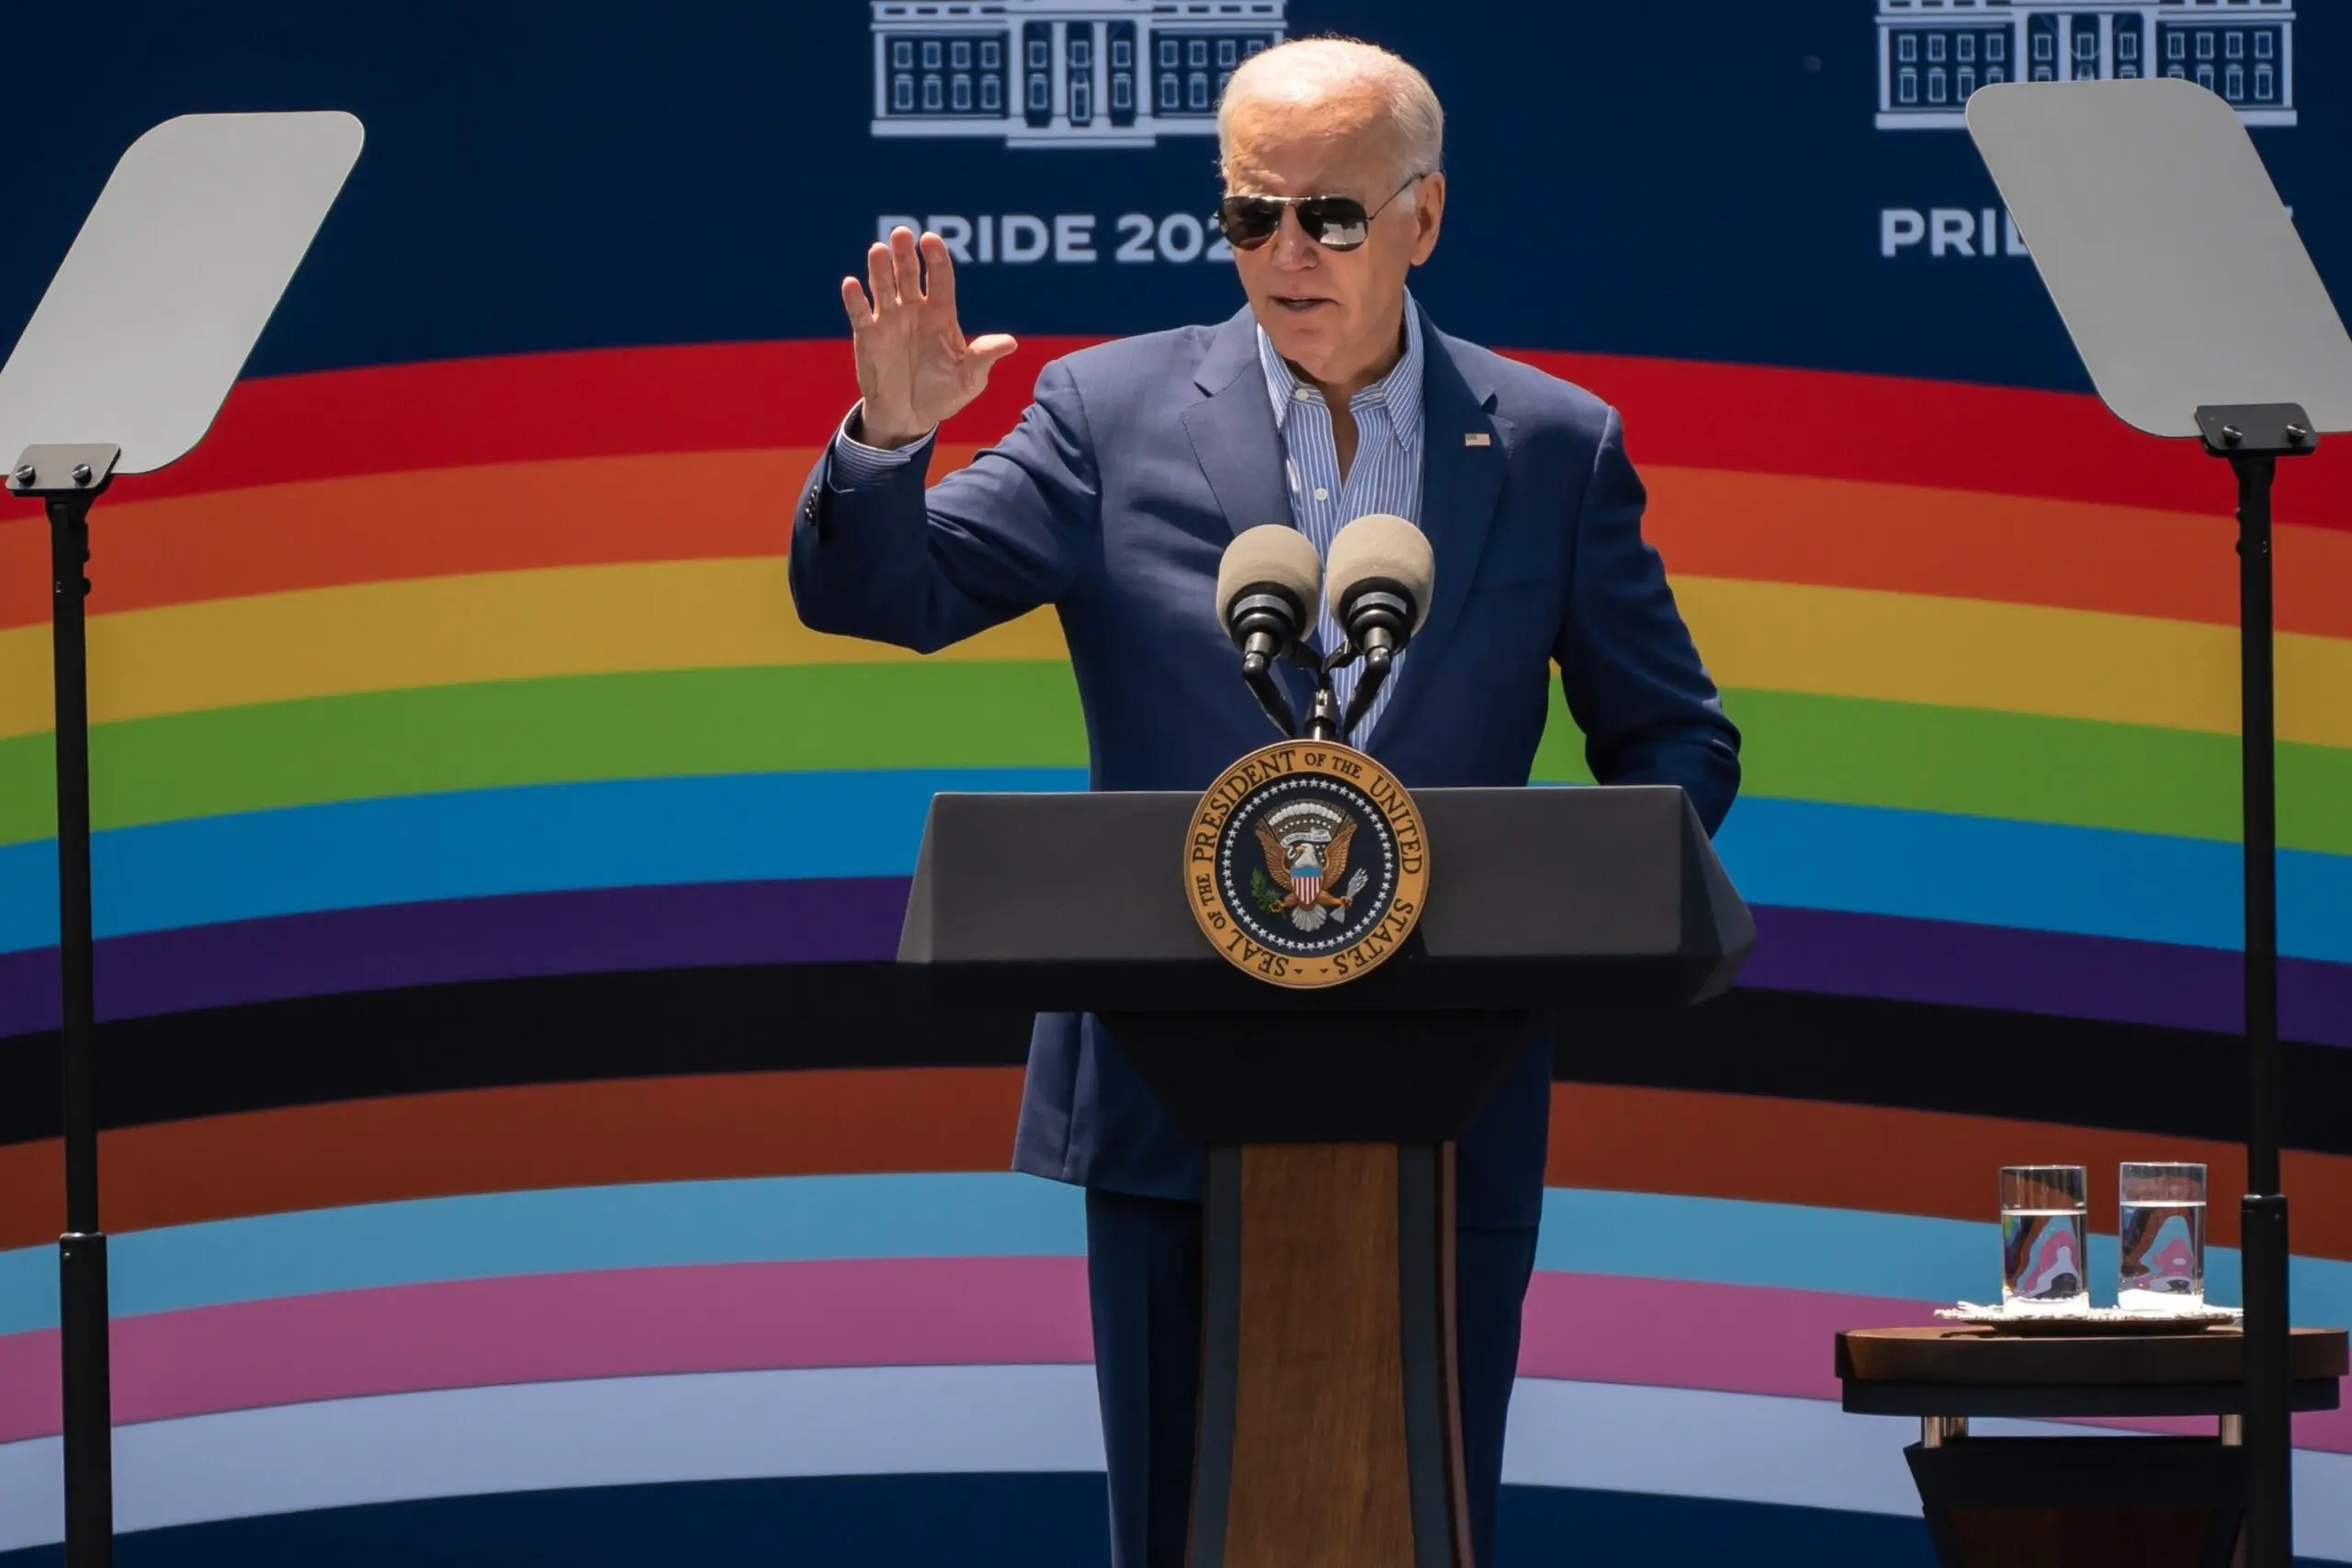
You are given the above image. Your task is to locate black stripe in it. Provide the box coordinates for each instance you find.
[0,964,2345,1154]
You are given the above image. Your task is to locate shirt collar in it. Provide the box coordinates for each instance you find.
[1257,293,1426,452]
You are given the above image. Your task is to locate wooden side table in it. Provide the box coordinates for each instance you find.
[1837,1325,2346,1568]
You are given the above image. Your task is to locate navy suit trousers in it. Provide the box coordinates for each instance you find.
[1084,1186,1539,1568]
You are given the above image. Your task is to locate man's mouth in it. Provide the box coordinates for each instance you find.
[1270,295,1333,313]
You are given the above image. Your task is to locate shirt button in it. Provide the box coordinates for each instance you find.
[1313,487,1329,501]
[1295,389,1311,401]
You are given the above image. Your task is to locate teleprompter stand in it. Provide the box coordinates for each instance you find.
[899,784,1753,1566]
[0,113,361,1565]
[1970,79,2352,1568]
[2194,402,2316,1568]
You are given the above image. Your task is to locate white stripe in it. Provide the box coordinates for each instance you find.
[0,1366,1104,1550]
[2,1372,2345,1559]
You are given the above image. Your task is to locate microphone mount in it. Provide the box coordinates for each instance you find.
[1332,577,1417,741]
[1224,582,1310,739]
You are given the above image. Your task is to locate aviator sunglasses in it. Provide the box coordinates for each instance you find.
[1214,173,1428,253]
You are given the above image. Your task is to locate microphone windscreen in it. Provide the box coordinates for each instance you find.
[1326,513,1435,632]
[1216,524,1324,626]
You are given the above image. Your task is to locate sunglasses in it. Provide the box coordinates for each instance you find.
[1214,174,1428,253]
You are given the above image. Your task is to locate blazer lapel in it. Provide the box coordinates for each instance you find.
[1182,306,1294,539]
[1373,310,1513,745]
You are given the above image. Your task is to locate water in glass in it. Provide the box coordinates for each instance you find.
[1999,1165,2088,1314]
[2118,1162,2207,1312]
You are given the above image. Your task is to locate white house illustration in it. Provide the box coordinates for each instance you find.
[871,0,1286,147]
[1877,0,2295,130]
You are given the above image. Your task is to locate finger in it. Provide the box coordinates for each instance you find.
[840,276,874,331]
[919,231,956,311]
[968,333,1019,366]
[889,226,922,304]
[865,242,897,315]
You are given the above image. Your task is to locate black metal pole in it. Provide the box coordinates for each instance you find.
[2232,451,2291,1568]
[48,490,114,1568]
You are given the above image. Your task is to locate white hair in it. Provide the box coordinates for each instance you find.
[1216,37,1445,191]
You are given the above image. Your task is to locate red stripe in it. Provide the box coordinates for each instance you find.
[1,339,2338,525]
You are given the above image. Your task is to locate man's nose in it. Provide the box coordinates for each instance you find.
[1271,207,1321,268]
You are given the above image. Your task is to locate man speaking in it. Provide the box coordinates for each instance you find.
[792,35,1739,1568]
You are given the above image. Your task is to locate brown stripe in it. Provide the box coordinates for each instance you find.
[4,1074,2346,1260]
[1550,1084,2352,1258]
[0,1068,1025,1248]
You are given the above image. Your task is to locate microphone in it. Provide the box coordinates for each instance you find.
[1216,525,1324,738]
[1324,513,1435,738]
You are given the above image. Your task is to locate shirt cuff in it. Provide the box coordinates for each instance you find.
[830,402,936,486]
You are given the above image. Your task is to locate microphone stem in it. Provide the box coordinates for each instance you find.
[1306,683,1341,744]
[1244,662,1299,739]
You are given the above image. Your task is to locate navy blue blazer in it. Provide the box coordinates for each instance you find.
[789,302,1739,1228]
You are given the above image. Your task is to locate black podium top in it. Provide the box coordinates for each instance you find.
[898,784,1753,1014]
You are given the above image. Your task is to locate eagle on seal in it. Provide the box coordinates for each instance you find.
[1257,816,1358,917]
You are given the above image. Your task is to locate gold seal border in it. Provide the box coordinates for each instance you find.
[1183,739,1430,990]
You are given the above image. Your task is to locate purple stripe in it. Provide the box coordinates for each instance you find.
[0,887,2344,1049]
[1741,906,2352,1049]
[0,879,910,1037]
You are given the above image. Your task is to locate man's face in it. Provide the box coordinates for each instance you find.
[1223,88,1445,387]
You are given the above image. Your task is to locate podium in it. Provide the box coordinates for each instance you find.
[899,783,1754,1567]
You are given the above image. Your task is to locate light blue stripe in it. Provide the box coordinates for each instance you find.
[0,773,2345,960]
[3,1177,2346,1337]
[1539,1189,2352,1335]
[0,1174,1085,1334]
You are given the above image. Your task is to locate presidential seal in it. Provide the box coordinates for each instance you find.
[1185,740,1429,989]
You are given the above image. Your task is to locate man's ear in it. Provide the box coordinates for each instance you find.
[1411,173,1447,266]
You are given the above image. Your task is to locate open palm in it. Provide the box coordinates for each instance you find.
[842,226,1019,449]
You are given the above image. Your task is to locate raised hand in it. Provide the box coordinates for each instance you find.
[842,226,1019,449]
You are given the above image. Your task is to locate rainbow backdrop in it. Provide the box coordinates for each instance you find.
[1,342,2350,1560]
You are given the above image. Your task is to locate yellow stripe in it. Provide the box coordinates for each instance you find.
[1676,577,2347,747]
[0,558,1063,739]
[0,562,2343,746]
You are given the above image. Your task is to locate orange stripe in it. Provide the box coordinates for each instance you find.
[3,1073,2346,1258]
[1646,468,2352,642]
[0,446,980,632]
[4,451,2343,637]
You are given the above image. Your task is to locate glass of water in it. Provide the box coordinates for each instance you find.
[2000,1165,2089,1314]
[2118,1162,2207,1313]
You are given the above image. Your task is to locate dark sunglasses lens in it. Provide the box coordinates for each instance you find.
[1297,197,1372,251]
[1216,197,1283,249]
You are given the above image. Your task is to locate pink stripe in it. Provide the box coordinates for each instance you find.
[0,1265,2339,1454]
[1520,1272,2349,1453]
[0,1257,1092,1442]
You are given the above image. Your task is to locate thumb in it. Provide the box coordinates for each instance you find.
[968,333,1020,366]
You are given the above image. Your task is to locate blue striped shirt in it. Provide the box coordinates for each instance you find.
[1258,297,1426,749]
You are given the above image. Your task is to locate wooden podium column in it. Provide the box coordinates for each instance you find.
[1188,1143,1470,1568]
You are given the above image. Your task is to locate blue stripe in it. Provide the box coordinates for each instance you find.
[3,1177,2345,1337]
[1,773,2346,960]
[1714,797,2349,960]
[0,768,1084,953]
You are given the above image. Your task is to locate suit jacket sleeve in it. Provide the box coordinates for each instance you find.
[1555,407,1742,836]
[789,358,1099,654]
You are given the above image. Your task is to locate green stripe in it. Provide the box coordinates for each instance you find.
[0,662,1086,844]
[1699,688,2350,854]
[1,665,2346,856]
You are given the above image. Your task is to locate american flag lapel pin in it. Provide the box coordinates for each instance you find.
[1464,432,1491,447]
